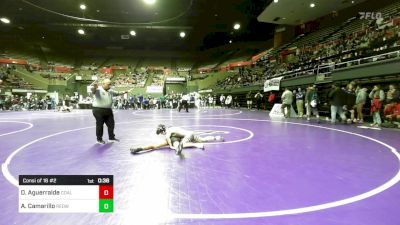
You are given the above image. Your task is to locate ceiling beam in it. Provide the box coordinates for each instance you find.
[49,23,193,30]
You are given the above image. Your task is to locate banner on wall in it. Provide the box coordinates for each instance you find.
[0,58,28,65]
[146,85,163,94]
[263,76,284,92]
[87,86,93,93]
[54,66,73,73]
[12,89,47,93]
[269,103,297,119]
[229,61,252,68]
[166,77,186,83]
[198,89,213,93]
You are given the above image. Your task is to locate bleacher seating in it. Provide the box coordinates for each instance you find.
[113,71,148,88]
[150,73,165,86]
[0,64,35,90]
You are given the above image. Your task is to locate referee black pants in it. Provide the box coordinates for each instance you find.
[92,107,115,141]
[179,100,189,112]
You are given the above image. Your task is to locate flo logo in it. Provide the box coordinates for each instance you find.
[359,12,383,19]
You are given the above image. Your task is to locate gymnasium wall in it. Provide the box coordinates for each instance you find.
[166,83,186,94]
[332,58,400,81]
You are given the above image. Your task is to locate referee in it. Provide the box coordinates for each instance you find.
[178,93,189,112]
[91,79,132,144]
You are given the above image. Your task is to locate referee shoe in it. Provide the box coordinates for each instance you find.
[108,138,120,143]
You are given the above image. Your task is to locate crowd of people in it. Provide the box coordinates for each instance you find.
[80,91,242,112]
[0,93,82,112]
[258,14,400,79]
[113,71,148,88]
[151,73,165,86]
[210,16,399,91]
[271,82,400,128]
[208,14,400,99]
[1,73,399,130]
[0,94,53,111]
[24,63,75,80]
[112,93,196,111]
[216,67,264,89]
[0,64,34,89]
[38,72,71,80]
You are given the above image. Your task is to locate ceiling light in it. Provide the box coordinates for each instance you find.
[0,17,10,24]
[310,3,316,8]
[179,32,186,38]
[351,0,355,3]
[80,4,86,10]
[274,0,279,3]
[143,0,156,5]
[233,23,241,30]
[130,30,136,36]
[229,40,232,44]
[78,29,85,35]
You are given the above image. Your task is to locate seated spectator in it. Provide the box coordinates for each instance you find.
[384,84,399,115]
[384,102,400,128]
[369,85,385,127]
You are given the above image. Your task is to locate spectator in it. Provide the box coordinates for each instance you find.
[343,82,357,123]
[384,84,399,115]
[369,85,385,127]
[220,94,226,108]
[246,91,253,110]
[0,95,4,111]
[305,85,320,122]
[160,95,166,109]
[225,95,233,108]
[268,92,276,107]
[295,87,305,118]
[254,92,264,110]
[384,102,400,128]
[355,85,368,123]
[138,94,144,110]
[281,87,293,118]
[208,94,213,108]
[328,84,347,124]
[233,96,240,108]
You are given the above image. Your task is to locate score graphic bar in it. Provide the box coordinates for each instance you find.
[19,175,114,213]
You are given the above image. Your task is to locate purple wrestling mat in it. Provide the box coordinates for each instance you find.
[0,109,399,225]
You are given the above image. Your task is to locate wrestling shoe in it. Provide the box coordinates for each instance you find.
[130,147,143,154]
[199,144,205,150]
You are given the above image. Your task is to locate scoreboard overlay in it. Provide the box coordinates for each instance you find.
[19,175,113,213]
